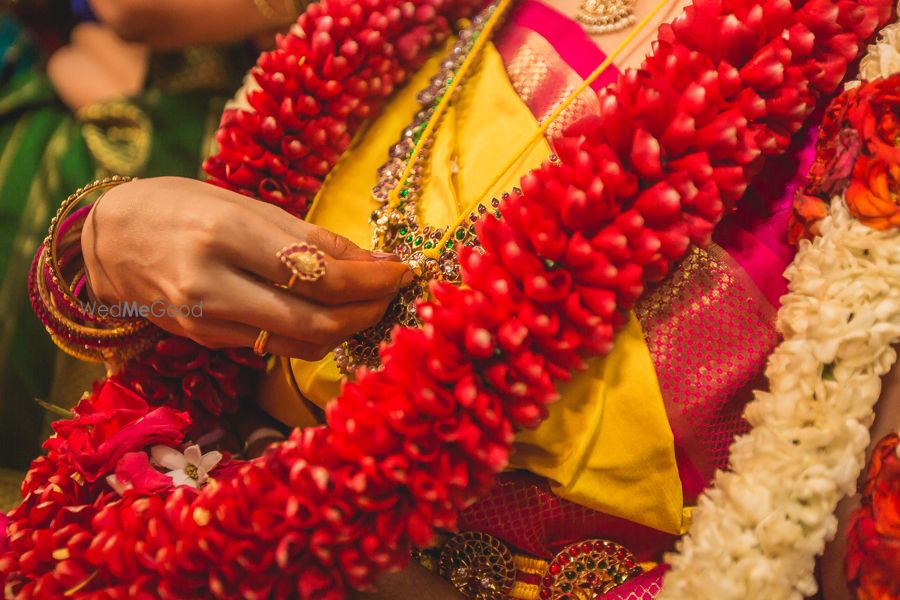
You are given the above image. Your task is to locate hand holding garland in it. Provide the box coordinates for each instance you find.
[79,176,413,359]
[4,0,892,597]
[29,176,415,362]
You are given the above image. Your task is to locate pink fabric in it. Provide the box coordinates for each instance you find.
[494,0,610,140]
[458,473,676,560]
[508,0,618,92]
[635,250,778,495]
[672,433,708,501]
[714,124,819,306]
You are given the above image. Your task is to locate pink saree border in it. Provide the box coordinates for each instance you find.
[503,0,620,92]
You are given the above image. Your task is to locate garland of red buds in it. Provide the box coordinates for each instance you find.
[204,0,485,216]
[109,338,265,439]
[2,0,893,597]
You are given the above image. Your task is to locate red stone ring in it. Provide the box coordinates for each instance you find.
[277,242,327,286]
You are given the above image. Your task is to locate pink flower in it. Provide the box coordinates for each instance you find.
[106,451,175,496]
[47,380,190,482]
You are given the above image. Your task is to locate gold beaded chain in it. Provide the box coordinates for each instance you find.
[577,0,637,34]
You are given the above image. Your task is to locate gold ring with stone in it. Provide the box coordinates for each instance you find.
[277,242,326,286]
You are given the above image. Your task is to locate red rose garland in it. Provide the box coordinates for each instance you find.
[2,0,893,597]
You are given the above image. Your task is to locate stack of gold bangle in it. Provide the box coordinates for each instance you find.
[31,176,161,363]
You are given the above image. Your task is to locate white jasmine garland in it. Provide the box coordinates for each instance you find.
[660,12,900,598]
[659,199,900,600]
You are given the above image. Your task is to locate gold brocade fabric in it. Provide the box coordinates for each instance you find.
[497,26,601,140]
[258,41,686,535]
[635,245,777,485]
[78,101,152,176]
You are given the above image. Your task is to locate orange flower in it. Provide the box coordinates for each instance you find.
[843,76,900,230]
[792,74,900,240]
[788,192,829,244]
[846,434,900,600]
[847,158,900,229]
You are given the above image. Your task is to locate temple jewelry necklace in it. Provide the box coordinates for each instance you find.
[333,0,672,373]
[576,0,637,34]
[333,0,518,372]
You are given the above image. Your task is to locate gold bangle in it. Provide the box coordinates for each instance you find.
[38,176,163,362]
[45,176,138,317]
[35,248,148,340]
[48,330,159,364]
[45,176,152,337]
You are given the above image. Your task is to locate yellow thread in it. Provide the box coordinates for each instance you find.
[424,0,673,260]
[383,0,517,223]
[513,554,548,575]
[64,571,98,597]
[509,580,541,600]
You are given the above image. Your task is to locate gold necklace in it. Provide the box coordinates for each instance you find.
[332,0,673,374]
[576,0,637,34]
[333,0,514,374]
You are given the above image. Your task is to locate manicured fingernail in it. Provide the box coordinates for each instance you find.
[400,270,416,286]
[371,251,400,261]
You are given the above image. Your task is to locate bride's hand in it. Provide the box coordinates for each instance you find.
[81,177,413,359]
